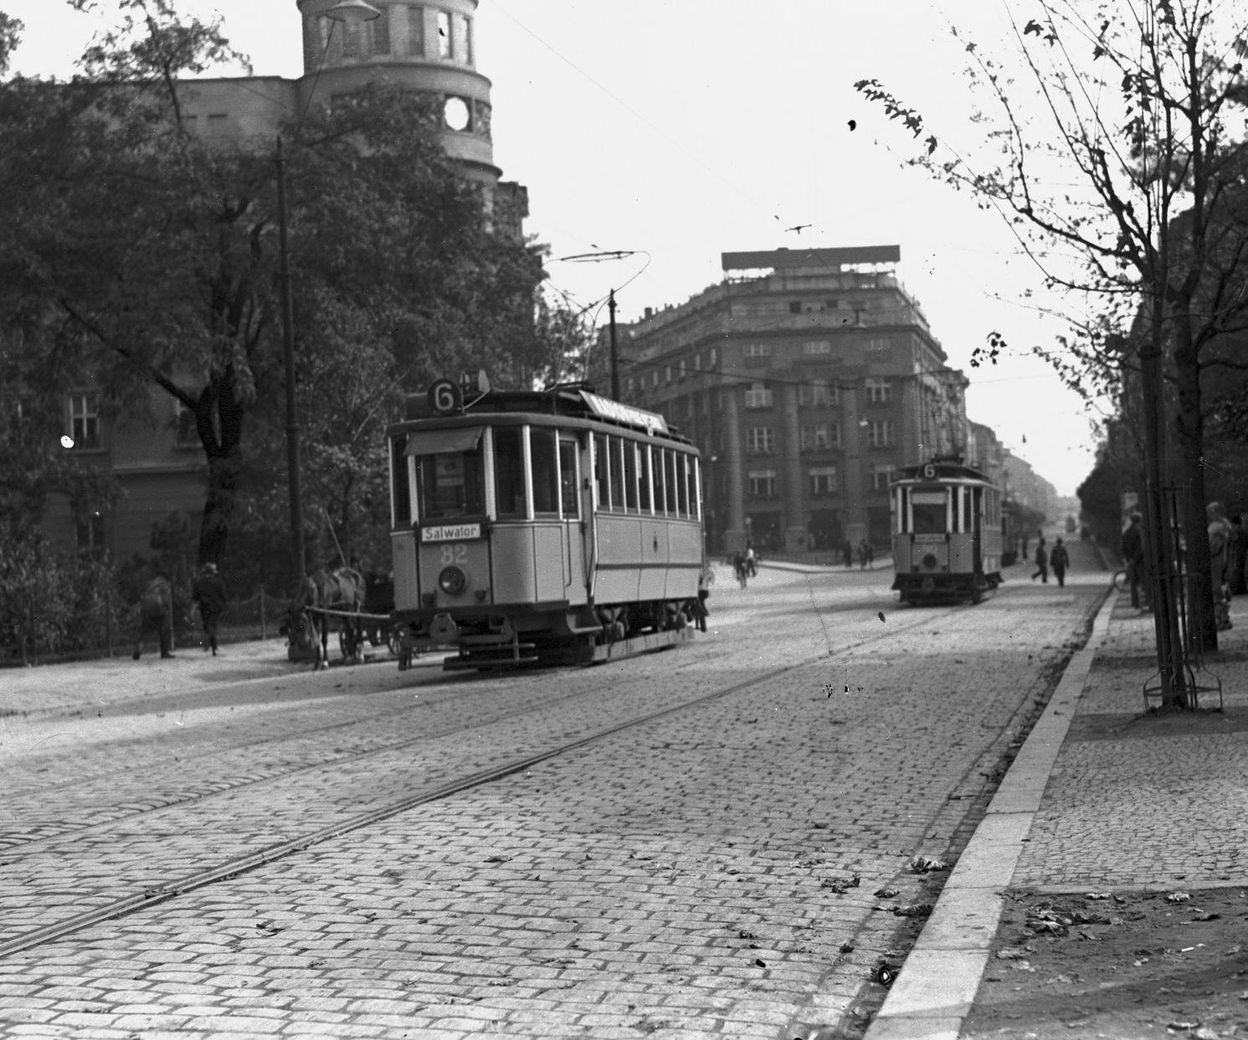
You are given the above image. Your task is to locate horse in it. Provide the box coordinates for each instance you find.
[288,567,366,670]
[132,576,175,660]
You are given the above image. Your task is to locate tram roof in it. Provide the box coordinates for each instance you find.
[396,384,692,444]
[891,458,996,486]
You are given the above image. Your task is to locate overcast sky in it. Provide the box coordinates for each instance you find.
[4,0,1102,496]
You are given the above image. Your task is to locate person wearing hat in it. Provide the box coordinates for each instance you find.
[192,561,229,655]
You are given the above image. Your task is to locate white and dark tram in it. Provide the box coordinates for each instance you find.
[890,457,1004,605]
[387,381,704,668]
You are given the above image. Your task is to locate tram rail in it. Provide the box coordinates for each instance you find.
[0,600,968,960]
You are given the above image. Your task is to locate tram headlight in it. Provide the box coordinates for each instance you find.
[438,565,467,595]
[922,553,939,570]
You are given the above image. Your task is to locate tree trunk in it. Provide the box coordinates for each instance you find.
[195,371,246,567]
[1172,309,1216,655]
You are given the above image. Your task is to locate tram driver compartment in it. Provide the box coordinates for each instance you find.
[387,381,704,669]
[891,457,1004,605]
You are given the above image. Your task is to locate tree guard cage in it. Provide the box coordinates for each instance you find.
[1142,483,1222,712]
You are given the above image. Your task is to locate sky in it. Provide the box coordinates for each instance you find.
[3,0,1104,496]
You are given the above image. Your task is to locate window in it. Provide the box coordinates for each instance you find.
[664,365,672,384]
[558,438,579,519]
[808,466,838,495]
[866,378,893,403]
[531,428,559,516]
[744,381,773,409]
[76,510,106,559]
[743,342,771,367]
[800,379,838,407]
[802,340,831,355]
[622,440,639,511]
[436,9,452,58]
[651,370,659,388]
[746,427,775,454]
[493,428,525,518]
[392,435,412,526]
[788,301,802,314]
[609,437,626,512]
[593,433,610,510]
[416,447,484,519]
[636,443,652,513]
[341,20,361,57]
[371,7,391,54]
[868,419,894,448]
[407,5,425,56]
[453,12,472,64]
[748,469,776,497]
[871,464,896,491]
[801,423,837,450]
[678,359,687,380]
[68,393,100,449]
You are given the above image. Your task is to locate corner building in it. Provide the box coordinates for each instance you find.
[617,246,969,555]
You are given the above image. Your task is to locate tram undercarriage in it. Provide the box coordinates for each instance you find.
[395,598,699,671]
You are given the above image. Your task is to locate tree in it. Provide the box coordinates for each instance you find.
[857,0,1248,706]
[0,0,554,581]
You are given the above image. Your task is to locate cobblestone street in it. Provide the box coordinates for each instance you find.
[0,557,1104,1038]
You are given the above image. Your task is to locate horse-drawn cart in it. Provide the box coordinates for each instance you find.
[286,568,400,668]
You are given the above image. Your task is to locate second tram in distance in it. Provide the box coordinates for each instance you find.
[386,382,704,668]
[890,457,1004,605]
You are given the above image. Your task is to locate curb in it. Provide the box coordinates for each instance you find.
[862,587,1116,1040]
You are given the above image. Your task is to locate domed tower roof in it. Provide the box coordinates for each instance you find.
[295,0,500,184]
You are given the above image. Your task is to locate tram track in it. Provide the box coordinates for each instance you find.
[0,598,966,960]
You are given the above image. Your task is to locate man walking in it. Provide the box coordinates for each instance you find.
[192,562,229,655]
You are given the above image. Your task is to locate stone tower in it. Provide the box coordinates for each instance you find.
[294,1,506,194]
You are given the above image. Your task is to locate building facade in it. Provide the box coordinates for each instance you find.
[46,0,527,562]
[615,246,973,554]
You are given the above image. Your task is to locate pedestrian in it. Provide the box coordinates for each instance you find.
[192,561,229,655]
[1030,537,1049,583]
[1121,513,1148,610]
[733,551,748,589]
[744,543,757,578]
[842,540,854,568]
[695,561,714,632]
[858,539,872,569]
[1229,514,1247,596]
[1208,501,1233,631]
[133,575,175,660]
[1049,537,1070,587]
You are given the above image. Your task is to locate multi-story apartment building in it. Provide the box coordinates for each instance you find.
[615,246,973,554]
[43,0,526,562]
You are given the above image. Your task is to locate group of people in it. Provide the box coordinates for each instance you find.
[840,539,875,569]
[1120,504,1244,632]
[731,545,758,588]
[132,562,229,659]
[1029,535,1072,586]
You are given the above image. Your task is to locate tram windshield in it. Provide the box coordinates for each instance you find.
[907,489,949,535]
[416,450,484,519]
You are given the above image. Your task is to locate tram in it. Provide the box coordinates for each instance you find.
[386,380,704,669]
[890,457,1004,605]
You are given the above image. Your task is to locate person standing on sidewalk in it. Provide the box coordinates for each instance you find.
[1031,537,1049,583]
[1122,514,1148,609]
[133,575,175,660]
[192,562,229,655]
[1049,537,1070,587]
[694,562,714,632]
[1208,502,1232,631]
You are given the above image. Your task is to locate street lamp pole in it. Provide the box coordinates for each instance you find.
[278,0,381,582]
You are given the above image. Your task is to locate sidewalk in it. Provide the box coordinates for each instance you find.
[866,579,1248,1039]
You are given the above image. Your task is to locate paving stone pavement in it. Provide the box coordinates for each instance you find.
[0,557,1106,1039]
[868,558,1248,1040]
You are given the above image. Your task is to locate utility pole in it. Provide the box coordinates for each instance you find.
[608,289,620,400]
[276,136,305,582]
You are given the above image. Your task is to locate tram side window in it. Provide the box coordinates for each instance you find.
[622,439,639,511]
[531,428,559,516]
[653,448,668,514]
[609,437,626,513]
[689,457,701,519]
[661,450,674,515]
[418,450,483,519]
[392,435,411,526]
[559,438,580,519]
[635,443,651,513]
[677,453,690,517]
[593,433,609,510]
[493,427,525,519]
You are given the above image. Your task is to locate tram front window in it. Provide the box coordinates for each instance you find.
[417,450,484,519]
[911,492,948,535]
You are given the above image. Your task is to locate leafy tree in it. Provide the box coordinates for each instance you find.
[857,0,1248,703]
[0,0,556,585]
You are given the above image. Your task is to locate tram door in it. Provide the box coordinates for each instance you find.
[971,486,983,574]
[529,429,586,605]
